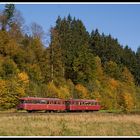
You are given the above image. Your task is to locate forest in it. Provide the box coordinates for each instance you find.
[0,4,140,112]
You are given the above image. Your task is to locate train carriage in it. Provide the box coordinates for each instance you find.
[17,97,101,112]
[66,99,101,112]
[17,97,66,112]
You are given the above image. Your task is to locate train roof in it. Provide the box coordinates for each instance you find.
[19,97,99,102]
[19,97,66,101]
[68,99,98,102]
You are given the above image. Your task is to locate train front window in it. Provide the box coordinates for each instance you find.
[20,100,31,104]
[20,100,25,104]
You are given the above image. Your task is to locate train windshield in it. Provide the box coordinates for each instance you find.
[19,100,25,104]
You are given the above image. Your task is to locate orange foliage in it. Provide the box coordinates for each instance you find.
[109,78,119,90]
[122,92,135,112]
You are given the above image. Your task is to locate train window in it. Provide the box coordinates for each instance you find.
[24,100,32,103]
[72,101,78,105]
[95,102,98,105]
[55,101,60,104]
[73,101,78,105]
[56,101,60,104]
[48,101,51,104]
[58,101,60,104]
[84,102,87,105]
[88,102,91,105]
[20,100,25,104]
[40,100,47,104]
[80,102,84,105]
[50,101,53,104]
[92,102,95,105]
[32,100,39,104]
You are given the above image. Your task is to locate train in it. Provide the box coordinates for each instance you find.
[17,97,101,113]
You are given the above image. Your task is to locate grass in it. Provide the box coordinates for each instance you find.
[0,111,140,136]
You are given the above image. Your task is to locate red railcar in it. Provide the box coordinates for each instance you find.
[17,97,101,112]
[17,97,66,112]
[65,99,101,111]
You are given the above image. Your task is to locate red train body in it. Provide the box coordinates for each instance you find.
[17,97,101,112]
[66,99,101,111]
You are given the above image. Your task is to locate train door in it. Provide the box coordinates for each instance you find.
[65,101,70,111]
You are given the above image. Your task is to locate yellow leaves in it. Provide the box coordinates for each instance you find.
[75,84,89,99]
[17,72,29,84]
[94,56,103,79]
[108,78,119,91]
[0,80,7,89]
[5,39,19,56]
[93,91,101,101]
[59,86,70,99]
[47,82,60,98]
[0,71,29,109]
[122,92,135,112]
[0,80,7,104]
[46,82,70,99]
[16,86,25,97]
[122,67,134,85]
[0,80,7,92]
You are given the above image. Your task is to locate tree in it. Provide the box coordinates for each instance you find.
[25,64,43,84]
[8,9,24,42]
[117,82,136,112]
[55,15,90,84]
[30,22,44,40]
[49,27,65,85]
[2,57,19,79]
[104,61,122,80]
[75,84,89,99]
[135,46,140,85]
[0,4,15,31]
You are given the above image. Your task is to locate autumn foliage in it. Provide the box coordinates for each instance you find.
[0,4,140,112]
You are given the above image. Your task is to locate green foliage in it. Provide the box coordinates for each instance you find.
[49,28,65,85]
[25,64,43,84]
[1,57,19,78]
[104,61,122,80]
[0,4,15,31]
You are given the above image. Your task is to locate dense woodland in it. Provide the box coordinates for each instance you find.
[0,4,140,112]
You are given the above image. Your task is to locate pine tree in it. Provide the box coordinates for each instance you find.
[49,27,65,85]
[1,4,15,31]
